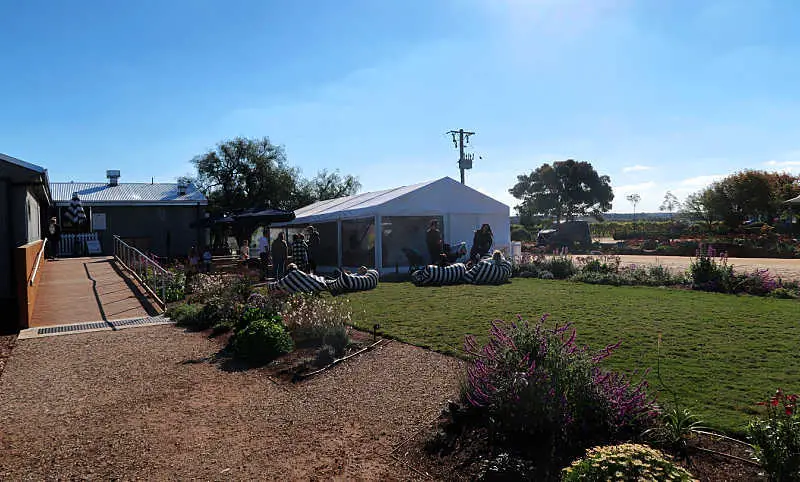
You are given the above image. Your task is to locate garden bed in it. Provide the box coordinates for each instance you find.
[255,329,381,383]
[393,409,766,481]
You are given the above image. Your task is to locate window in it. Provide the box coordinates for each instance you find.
[381,216,443,268]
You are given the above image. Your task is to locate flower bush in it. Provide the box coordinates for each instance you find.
[561,443,695,481]
[747,388,800,481]
[461,315,656,463]
[231,316,294,365]
[165,303,205,328]
[279,294,353,344]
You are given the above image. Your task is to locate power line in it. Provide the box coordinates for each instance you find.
[446,129,476,184]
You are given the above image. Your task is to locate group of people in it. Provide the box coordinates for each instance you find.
[265,225,321,279]
[425,220,494,267]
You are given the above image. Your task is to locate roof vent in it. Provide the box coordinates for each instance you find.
[177,179,188,196]
[106,170,120,186]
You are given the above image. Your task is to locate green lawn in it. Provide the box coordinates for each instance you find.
[345,278,800,434]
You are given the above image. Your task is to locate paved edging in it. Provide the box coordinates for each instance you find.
[18,316,174,340]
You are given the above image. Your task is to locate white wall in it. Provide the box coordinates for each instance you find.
[448,213,511,254]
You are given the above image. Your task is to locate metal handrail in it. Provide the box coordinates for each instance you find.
[112,235,169,310]
[29,238,48,286]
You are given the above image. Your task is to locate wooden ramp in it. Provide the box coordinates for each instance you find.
[29,257,157,328]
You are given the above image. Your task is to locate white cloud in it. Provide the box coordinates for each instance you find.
[765,160,800,167]
[622,164,652,173]
[679,174,724,188]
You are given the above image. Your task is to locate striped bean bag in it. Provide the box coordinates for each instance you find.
[463,259,513,285]
[267,269,328,294]
[327,269,380,296]
[411,263,468,286]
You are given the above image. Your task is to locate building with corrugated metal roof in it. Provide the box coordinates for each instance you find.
[50,170,208,258]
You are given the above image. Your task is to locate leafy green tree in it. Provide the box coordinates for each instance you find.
[693,170,800,229]
[191,137,360,215]
[509,159,614,223]
[680,191,719,231]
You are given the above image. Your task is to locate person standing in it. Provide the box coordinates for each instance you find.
[271,232,288,278]
[45,217,61,260]
[292,232,309,272]
[426,219,443,264]
[257,232,270,281]
[306,226,321,273]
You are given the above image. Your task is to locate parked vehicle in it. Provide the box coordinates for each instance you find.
[536,221,592,250]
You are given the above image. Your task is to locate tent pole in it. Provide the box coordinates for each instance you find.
[336,219,342,268]
[374,214,382,271]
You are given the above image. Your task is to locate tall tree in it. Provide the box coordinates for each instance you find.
[680,191,718,231]
[697,170,800,228]
[626,193,641,222]
[660,191,679,217]
[192,137,360,215]
[509,159,614,223]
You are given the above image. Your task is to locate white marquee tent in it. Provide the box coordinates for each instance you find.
[272,176,510,273]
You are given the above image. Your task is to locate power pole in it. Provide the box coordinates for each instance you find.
[447,129,475,184]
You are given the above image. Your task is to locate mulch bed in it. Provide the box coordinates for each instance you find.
[392,403,767,481]
[0,335,16,381]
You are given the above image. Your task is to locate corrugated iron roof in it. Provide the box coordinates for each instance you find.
[50,182,207,205]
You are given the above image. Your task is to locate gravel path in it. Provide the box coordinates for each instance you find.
[0,326,462,480]
[614,255,800,280]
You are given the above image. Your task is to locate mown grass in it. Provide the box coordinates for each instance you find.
[346,278,800,434]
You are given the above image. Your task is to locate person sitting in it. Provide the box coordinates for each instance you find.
[464,249,513,285]
[469,224,494,263]
[437,253,451,268]
[266,263,328,294]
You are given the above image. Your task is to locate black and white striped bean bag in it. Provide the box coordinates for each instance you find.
[463,259,513,285]
[327,269,380,296]
[411,263,468,286]
[267,269,328,294]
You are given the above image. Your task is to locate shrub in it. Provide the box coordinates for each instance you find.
[462,315,655,463]
[644,405,706,456]
[538,270,554,280]
[237,291,286,330]
[577,255,621,274]
[166,303,205,327]
[561,443,695,481]
[689,245,735,292]
[315,344,337,367]
[280,294,352,344]
[322,325,350,356]
[231,317,294,364]
[511,226,532,242]
[540,254,577,279]
[747,388,800,481]
[770,287,799,300]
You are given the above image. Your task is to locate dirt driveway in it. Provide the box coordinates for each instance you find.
[0,326,461,480]
[614,255,800,280]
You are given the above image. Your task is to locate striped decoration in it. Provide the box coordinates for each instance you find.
[66,193,87,225]
[327,269,380,296]
[463,259,513,285]
[411,263,468,286]
[267,269,328,294]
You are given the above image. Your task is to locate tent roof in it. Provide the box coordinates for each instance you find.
[276,176,509,225]
[787,194,800,205]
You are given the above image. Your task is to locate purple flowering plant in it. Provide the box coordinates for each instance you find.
[462,314,656,456]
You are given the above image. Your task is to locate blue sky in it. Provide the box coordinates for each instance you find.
[3,0,800,213]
